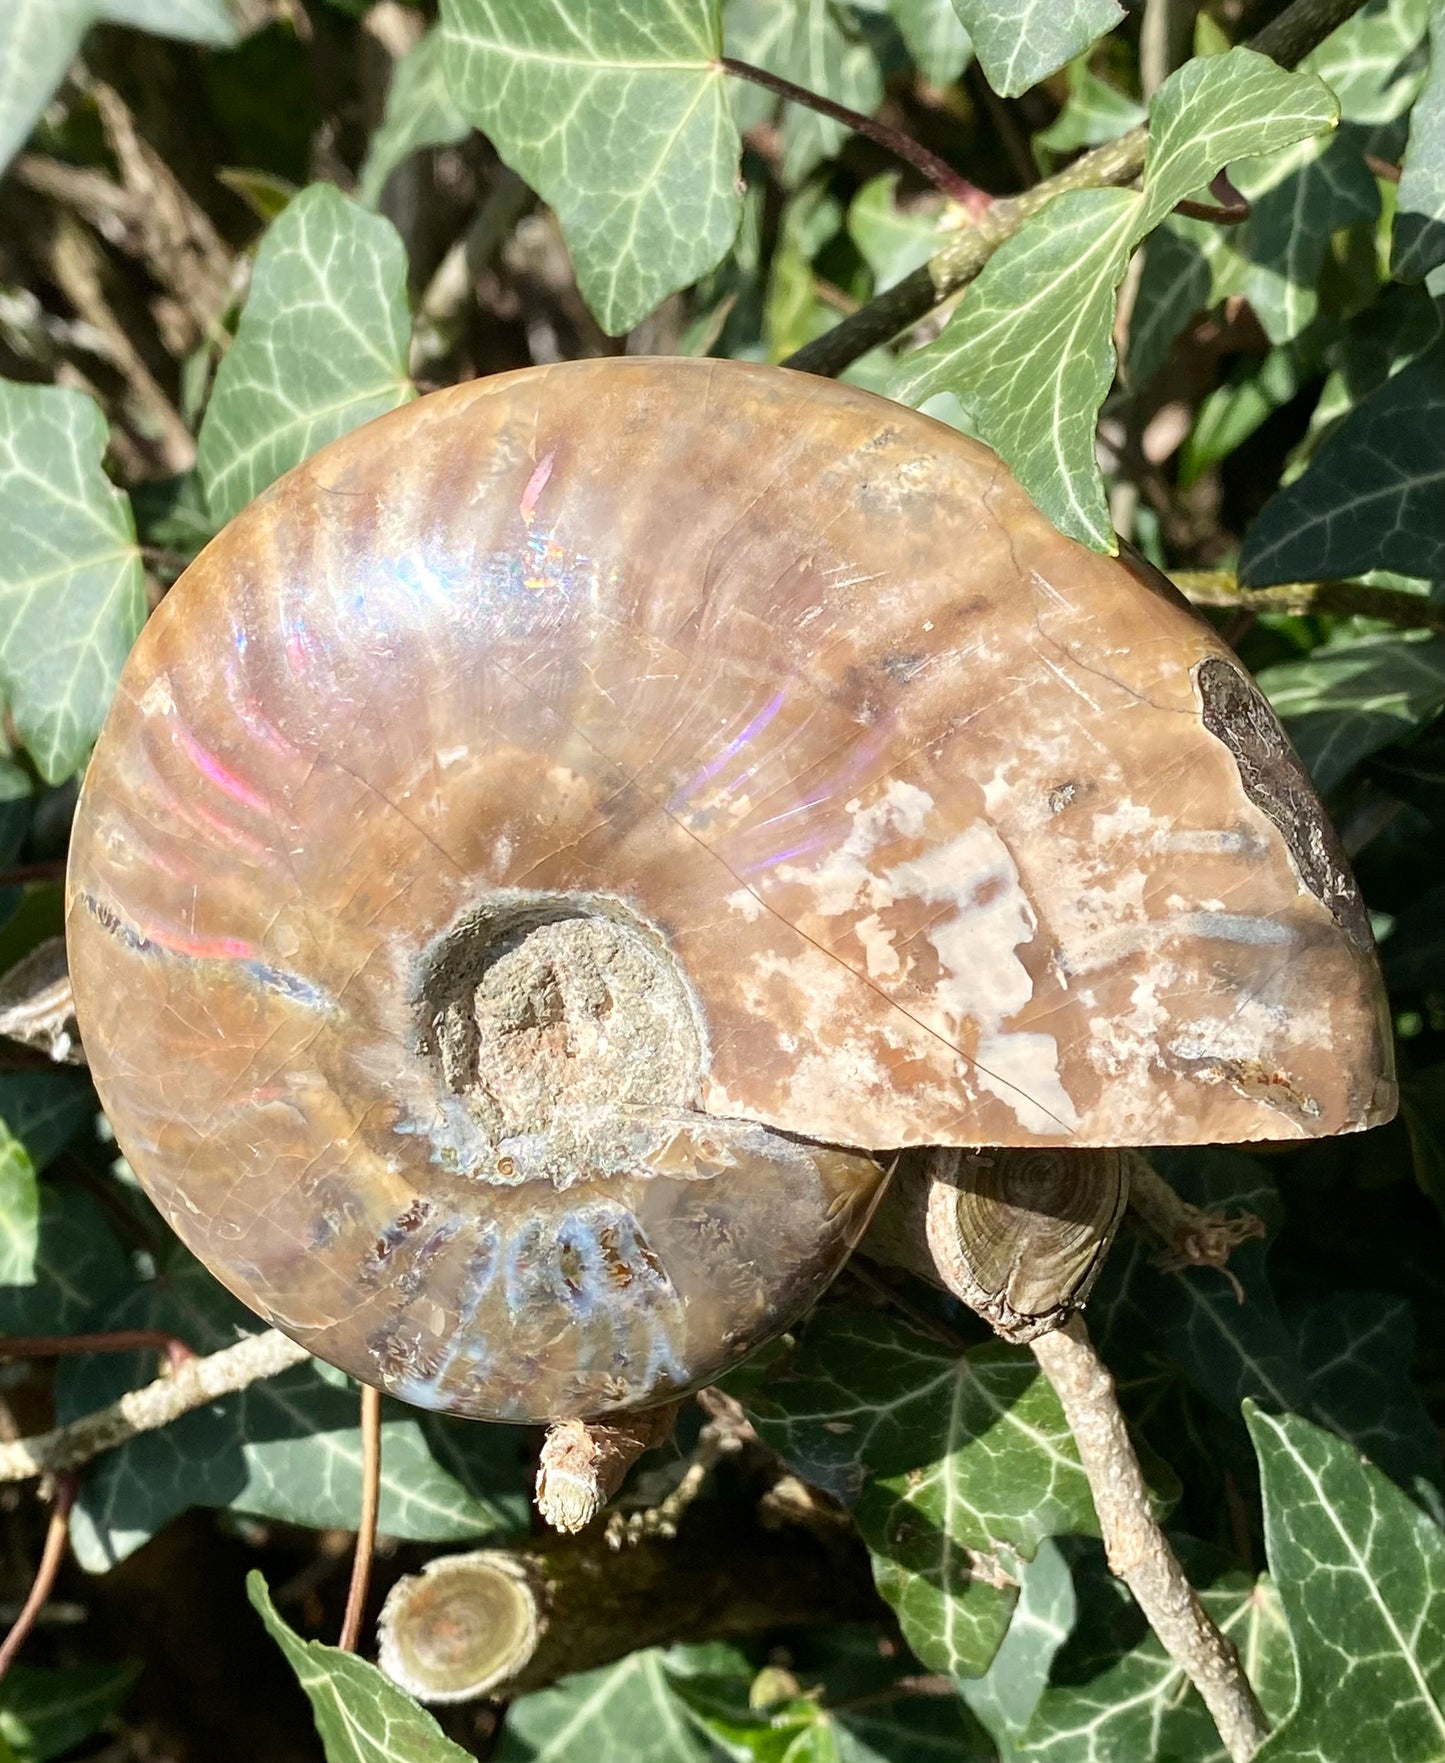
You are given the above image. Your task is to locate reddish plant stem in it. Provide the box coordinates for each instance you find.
[0,861,67,889]
[0,1330,196,1373]
[719,57,992,216]
[338,1383,382,1653]
[0,1472,77,1684]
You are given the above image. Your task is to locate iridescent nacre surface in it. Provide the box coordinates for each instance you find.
[66,358,1393,1421]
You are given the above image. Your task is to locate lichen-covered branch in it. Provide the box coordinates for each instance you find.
[0,1329,311,1483]
[1032,1320,1270,1762]
[783,0,1368,379]
[379,1455,880,1702]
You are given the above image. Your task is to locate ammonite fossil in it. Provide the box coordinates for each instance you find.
[65,358,1394,1422]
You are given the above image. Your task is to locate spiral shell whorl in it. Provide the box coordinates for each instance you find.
[66,358,1392,1420]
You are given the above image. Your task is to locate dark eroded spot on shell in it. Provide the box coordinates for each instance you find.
[1194,657,1372,950]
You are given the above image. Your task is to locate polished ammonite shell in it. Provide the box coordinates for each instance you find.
[65,358,1394,1421]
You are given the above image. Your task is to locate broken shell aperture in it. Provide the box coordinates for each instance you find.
[65,358,1394,1424]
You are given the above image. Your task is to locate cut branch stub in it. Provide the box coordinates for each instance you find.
[66,359,1393,1426]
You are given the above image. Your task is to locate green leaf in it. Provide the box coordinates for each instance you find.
[498,1652,712,1763]
[957,1539,1075,1751]
[441,0,741,334]
[726,0,884,187]
[1244,333,1445,587]
[0,1124,38,1287]
[889,0,972,87]
[0,1070,97,1173]
[1018,1541,1295,1762]
[1032,60,1143,170]
[849,175,945,291]
[0,381,145,782]
[0,1662,139,1763]
[249,1572,472,1763]
[1293,1291,1443,1497]
[60,1255,526,1571]
[894,48,1338,548]
[1247,1405,1445,1761]
[948,0,1122,98]
[1255,629,1445,792]
[1128,0,1426,372]
[1231,0,1427,344]
[0,1183,134,1338]
[197,184,414,525]
[1395,0,1445,284]
[357,29,470,208]
[744,1309,1096,1679]
[0,0,236,176]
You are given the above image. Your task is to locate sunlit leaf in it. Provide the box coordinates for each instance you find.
[894,49,1337,548]
[197,184,414,524]
[948,0,1122,98]
[0,382,145,782]
[441,0,741,333]
[0,0,236,177]
[1247,1405,1445,1760]
[250,1573,472,1763]
[726,0,883,186]
[358,28,470,207]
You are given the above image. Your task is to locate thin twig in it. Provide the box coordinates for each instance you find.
[1032,1320,1270,1762]
[0,1329,312,1484]
[782,0,1368,378]
[720,58,991,214]
[1174,569,1445,631]
[0,1473,77,1684]
[0,861,67,888]
[0,1330,195,1373]
[338,1383,382,1653]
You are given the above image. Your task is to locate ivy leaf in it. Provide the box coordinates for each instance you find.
[1292,1292,1443,1497]
[893,48,1338,549]
[497,1652,711,1763]
[1032,59,1144,170]
[0,1662,140,1763]
[849,174,945,291]
[1255,629,1445,792]
[1089,1151,1307,1425]
[357,29,470,207]
[1395,0,1445,285]
[1017,1540,1296,1762]
[958,1539,1076,1751]
[744,1309,1096,1680]
[197,184,414,525]
[889,0,973,87]
[1237,0,1426,343]
[0,382,145,783]
[0,0,236,177]
[440,0,740,335]
[0,1072,94,1174]
[1247,1405,1445,1760]
[1243,335,1445,587]
[948,0,1122,98]
[0,1125,38,1287]
[60,1255,526,1572]
[726,0,884,186]
[0,1183,134,1339]
[249,1573,472,1763]
[1129,0,1427,370]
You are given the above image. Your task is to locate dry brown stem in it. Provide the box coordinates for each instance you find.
[1125,1153,1267,1283]
[1032,1319,1270,1762]
[339,1383,383,1653]
[0,1473,77,1683]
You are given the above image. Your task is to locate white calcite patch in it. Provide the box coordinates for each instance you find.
[881,823,1079,1135]
[778,778,934,916]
